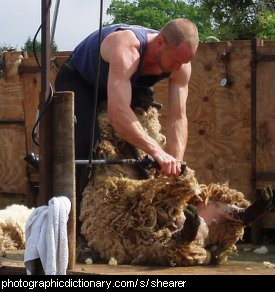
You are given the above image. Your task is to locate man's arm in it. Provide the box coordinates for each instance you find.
[101,30,181,176]
[167,62,191,160]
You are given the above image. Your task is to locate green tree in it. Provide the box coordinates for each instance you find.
[106,0,212,41]
[22,36,58,53]
[0,44,16,51]
[258,9,275,39]
[107,0,275,40]
[188,0,275,40]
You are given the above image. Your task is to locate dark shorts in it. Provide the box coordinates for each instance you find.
[55,61,101,161]
[55,61,103,208]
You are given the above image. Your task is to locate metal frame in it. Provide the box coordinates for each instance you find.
[39,0,52,206]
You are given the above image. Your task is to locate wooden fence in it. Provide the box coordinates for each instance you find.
[0,41,274,224]
[155,40,275,203]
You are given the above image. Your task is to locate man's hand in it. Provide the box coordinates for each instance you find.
[153,150,182,177]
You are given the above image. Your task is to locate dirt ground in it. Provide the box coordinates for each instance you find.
[1,244,275,275]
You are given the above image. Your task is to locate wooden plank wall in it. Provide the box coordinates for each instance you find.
[1,42,274,207]
[21,51,70,160]
[21,58,58,167]
[0,52,25,122]
[155,41,253,198]
[256,45,275,190]
[0,52,31,202]
[0,51,65,207]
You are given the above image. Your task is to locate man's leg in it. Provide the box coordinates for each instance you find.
[55,64,98,233]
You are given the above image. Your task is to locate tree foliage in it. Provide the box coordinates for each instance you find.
[106,0,275,40]
[106,0,212,41]
[187,0,275,40]
[0,44,16,51]
[22,36,58,53]
[258,8,275,39]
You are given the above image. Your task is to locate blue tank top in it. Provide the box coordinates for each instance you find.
[71,24,170,97]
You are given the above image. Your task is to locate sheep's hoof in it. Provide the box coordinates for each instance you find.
[207,244,225,265]
[241,186,273,226]
[180,205,200,242]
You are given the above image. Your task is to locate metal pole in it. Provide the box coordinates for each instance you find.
[39,0,52,206]
[250,38,261,244]
[33,0,53,275]
[52,92,76,271]
[75,159,139,165]
[51,0,61,49]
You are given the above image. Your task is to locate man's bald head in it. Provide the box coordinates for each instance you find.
[159,18,199,48]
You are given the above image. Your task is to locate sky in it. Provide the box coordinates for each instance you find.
[0,0,113,51]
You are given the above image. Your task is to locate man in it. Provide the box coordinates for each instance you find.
[55,18,199,191]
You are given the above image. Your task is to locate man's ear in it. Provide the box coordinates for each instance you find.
[157,35,166,47]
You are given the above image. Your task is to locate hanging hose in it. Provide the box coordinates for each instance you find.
[31,0,60,147]
[88,0,104,164]
[79,0,104,193]
[31,0,53,147]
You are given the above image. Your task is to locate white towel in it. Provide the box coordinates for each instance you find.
[24,196,71,275]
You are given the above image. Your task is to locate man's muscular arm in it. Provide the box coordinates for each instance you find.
[101,30,181,176]
[167,62,191,161]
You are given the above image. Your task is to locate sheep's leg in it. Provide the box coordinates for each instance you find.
[240,186,273,226]
[179,205,200,242]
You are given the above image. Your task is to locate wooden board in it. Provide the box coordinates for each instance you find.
[1,43,275,205]
[21,58,41,159]
[0,52,25,121]
[0,52,68,202]
[0,193,34,209]
[256,46,275,189]
[2,245,275,275]
[52,92,76,270]
[53,55,70,69]
[155,41,252,199]
[52,92,75,196]
[21,58,58,158]
[0,125,30,194]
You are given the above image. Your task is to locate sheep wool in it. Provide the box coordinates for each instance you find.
[0,204,34,251]
[80,106,250,266]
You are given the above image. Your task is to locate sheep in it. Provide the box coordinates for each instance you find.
[0,204,34,251]
[80,106,272,266]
